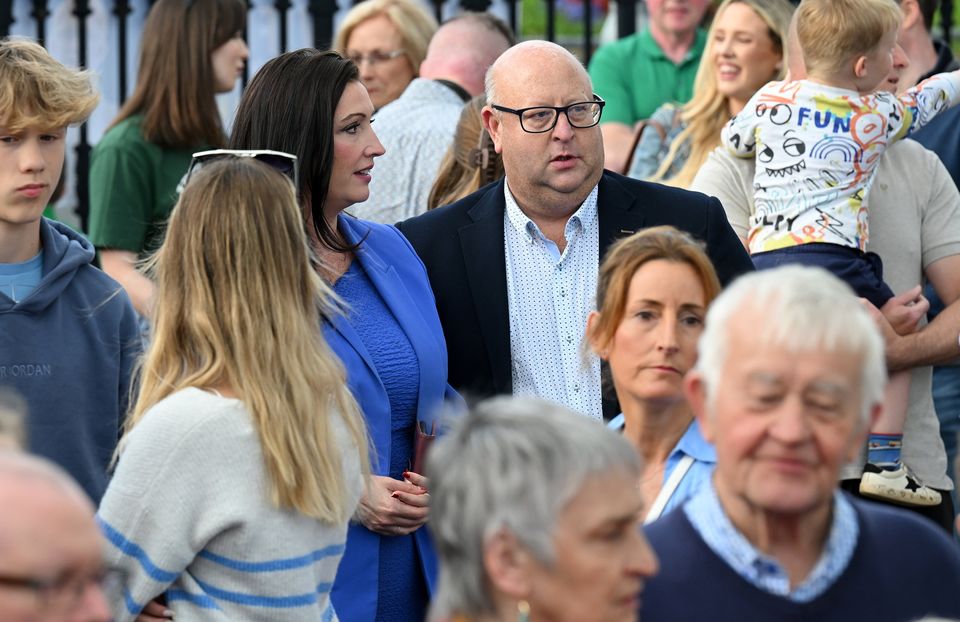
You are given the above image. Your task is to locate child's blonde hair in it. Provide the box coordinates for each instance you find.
[0,37,98,131]
[796,0,902,78]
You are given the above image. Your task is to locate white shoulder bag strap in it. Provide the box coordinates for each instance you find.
[643,455,695,525]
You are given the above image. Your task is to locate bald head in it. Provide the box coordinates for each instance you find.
[0,452,109,622]
[0,451,94,552]
[481,40,602,219]
[0,450,88,499]
[417,13,513,97]
[485,40,591,106]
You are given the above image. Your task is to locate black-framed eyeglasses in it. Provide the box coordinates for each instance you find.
[491,95,606,133]
[0,568,125,612]
[179,149,299,194]
[346,49,406,67]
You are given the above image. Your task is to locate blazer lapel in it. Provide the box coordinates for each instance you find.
[458,182,513,394]
[341,216,445,425]
[597,172,646,256]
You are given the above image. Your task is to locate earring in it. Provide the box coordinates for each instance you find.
[517,600,530,622]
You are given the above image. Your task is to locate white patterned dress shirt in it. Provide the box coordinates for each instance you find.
[357,79,467,224]
[504,182,602,419]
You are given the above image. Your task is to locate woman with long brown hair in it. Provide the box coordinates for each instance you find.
[88,0,248,319]
[229,49,457,622]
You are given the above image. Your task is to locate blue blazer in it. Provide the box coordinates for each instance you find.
[326,214,456,622]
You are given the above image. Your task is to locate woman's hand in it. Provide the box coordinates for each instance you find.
[403,470,429,493]
[355,475,429,536]
[136,598,173,621]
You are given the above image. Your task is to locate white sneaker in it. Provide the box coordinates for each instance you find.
[859,463,942,507]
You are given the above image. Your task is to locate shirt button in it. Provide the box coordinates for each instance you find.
[566,335,573,344]
[573,385,581,392]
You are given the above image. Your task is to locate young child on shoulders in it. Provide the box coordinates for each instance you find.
[721,0,960,508]
[0,37,140,502]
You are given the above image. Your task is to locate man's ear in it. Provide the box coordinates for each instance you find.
[484,529,534,602]
[482,106,505,155]
[899,0,921,31]
[685,371,714,443]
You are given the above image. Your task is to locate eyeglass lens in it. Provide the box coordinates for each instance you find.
[521,102,603,132]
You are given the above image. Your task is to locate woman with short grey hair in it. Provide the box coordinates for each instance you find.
[426,396,659,622]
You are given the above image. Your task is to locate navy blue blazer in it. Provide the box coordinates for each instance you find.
[326,214,456,621]
[397,171,754,419]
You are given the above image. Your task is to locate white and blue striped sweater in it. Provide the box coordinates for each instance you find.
[97,388,363,621]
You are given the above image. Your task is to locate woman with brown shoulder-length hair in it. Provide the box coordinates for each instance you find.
[87,0,248,320]
[586,226,722,523]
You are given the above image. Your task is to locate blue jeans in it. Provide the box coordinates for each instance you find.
[926,284,960,527]
[933,366,960,508]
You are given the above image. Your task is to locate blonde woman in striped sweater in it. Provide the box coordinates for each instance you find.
[98,155,369,621]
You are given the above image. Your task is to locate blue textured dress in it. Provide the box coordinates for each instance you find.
[333,260,428,622]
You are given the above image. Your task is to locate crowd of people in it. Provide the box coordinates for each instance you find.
[3,0,960,620]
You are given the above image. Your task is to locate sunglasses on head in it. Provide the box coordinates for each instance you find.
[178,149,300,195]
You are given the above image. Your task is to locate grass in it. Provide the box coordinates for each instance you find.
[935,2,960,56]
[519,0,606,41]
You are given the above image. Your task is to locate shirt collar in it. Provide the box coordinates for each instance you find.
[685,481,858,602]
[670,419,716,464]
[503,180,600,242]
[639,28,706,65]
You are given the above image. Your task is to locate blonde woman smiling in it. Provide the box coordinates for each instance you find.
[628,0,793,186]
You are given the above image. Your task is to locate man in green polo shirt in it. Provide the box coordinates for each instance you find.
[589,0,710,173]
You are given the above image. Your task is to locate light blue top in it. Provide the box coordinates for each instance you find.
[0,250,43,303]
[684,482,859,603]
[504,183,602,418]
[608,416,716,517]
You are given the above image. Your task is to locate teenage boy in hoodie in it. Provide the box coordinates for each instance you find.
[0,38,140,502]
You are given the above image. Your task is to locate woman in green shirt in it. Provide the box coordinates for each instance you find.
[88,0,247,318]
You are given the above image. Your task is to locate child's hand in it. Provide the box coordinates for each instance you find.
[880,285,929,336]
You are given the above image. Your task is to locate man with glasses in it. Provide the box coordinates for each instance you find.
[0,451,112,622]
[397,40,751,420]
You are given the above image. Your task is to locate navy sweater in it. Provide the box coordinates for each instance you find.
[0,219,140,501]
[641,495,960,621]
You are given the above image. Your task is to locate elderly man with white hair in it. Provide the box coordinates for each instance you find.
[641,266,960,622]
